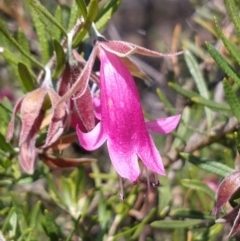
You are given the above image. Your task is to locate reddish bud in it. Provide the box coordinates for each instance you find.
[212,171,240,237]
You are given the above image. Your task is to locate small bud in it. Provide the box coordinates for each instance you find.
[212,171,240,237]
[211,171,240,217]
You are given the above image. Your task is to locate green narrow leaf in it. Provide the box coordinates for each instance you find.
[87,0,99,22]
[194,224,223,241]
[54,6,63,41]
[96,0,121,30]
[26,201,41,241]
[150,220,202,229]
[0,20,43,69]
[181,179,215,199]
[184,51,209,100]
[180,152,234,177]
[190,96,230,112]
[168,82,230,112]
[2,207,15,234]
[18,29,31,67]
[168,82,200,98]
[68,0,80,30]
[72,0,99,47]
[11,193,28,233]
[171,208,215,220]
[156,88,176,115]
[171,106,190,148]
[17,228,32,241]
[29,5,50,64]
[66,214,81,241]
[214,17,240,66]
[0,48,19,78]
[29,201,41,228]
[131,208,156,239]
[223,78,240,122]
[18,62,36,92]
[76,0,88,19]
[42,209,63,241]
[182,40,207,61]
[0,133,14,152]
[206,42,240,86]
[184,50,212,128]
[29,0,67,37]
[193,17,218,37]
[158,185,171,216]
[225,0,240,34]
[52,39,66,80]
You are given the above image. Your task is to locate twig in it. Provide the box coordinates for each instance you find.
[166,117,239,164]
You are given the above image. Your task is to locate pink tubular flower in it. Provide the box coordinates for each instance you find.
[76,47,181,182]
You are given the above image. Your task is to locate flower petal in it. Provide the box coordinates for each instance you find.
[212,171,240,217]
[99,40,184,58]
[44,89,68,147]
[74,86,95,131]
[19,141,36,174]
[146,114,181,134]
[107,141,140,182]
[99,41,136,57]
[228,208,240,238]
[137,135,165,175]
[19,111,44,174]
[58,46,98,104]
[19,88,47,145]
[99,47,166,180]
[76,122,106,151]
[93,97,101,120]
[216,204,240,224]
[6,97,23,142]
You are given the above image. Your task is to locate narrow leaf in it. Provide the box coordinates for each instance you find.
[29,0,67,37]
[29,4,50,64]
[54,6,63,41]
[151,220,202,229]
[26,201,41,240]
[18,29,31,67]
[206,42,240,86]
[171,208,215,220]
[225,0,240,34]
[214,17,240,66]
[156,88,176,115]
[41,209,63,240]
[18,62,36,92]
[87,0,99,22]
[0,20,43,68]
[11,193,28,233]
[2,207,15,234]
[0,133,14,152]
[52,39,66,80]
[191,96,230,112]
[75,0,88,19]
[168,82,230,112]
[194,224,223,241]
[180,152,234,177]
[96,0,121,30]
[180,179,215,199]
[68,0,80,30]
[223,78,240,122]
[184,50,212,128]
